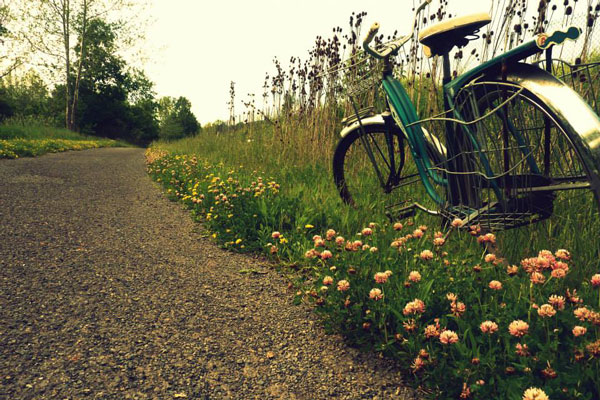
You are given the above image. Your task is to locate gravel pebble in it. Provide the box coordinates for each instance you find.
[0,148,420,399]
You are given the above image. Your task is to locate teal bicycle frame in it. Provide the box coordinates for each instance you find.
[378,26,584,209]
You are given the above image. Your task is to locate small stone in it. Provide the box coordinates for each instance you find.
[266,351,275,359]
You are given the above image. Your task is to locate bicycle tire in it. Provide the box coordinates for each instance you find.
[333,123,446,212]
[453,80,600,230]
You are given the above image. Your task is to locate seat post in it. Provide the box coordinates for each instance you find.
[442,52,452,85]
[441,51,476,207]
[441,52,459,205]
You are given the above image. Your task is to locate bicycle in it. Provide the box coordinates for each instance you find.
[332,0,600,232]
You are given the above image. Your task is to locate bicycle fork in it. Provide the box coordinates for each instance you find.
[349,97,403,192]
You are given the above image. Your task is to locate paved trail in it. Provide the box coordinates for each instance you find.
[0,148,416,399]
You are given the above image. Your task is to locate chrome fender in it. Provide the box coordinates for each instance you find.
[339,113,448,157]
[503,63,600,185]
[340,114,386,138]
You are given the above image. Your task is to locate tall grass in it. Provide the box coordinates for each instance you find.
[0,116,90,141]
[0,115,131,144]
[158,2,600,272]
[235,0,600,139]
[155,124,373,235]
[154,116,600,285]
[210,0,600,271]
[151,0,600,283]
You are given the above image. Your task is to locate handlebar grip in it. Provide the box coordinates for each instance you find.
[364,22,380,46]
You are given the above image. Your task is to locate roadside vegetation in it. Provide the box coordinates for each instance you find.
[0,116,123,159]
[146,143,600,400]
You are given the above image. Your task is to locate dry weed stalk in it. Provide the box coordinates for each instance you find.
[234,0,599,166]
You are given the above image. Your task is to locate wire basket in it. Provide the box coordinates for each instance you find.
[329,56,384,99]
[343,61,384,98]
[440,204,548,231]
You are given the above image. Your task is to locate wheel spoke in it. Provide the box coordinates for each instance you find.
[333,125,445,220]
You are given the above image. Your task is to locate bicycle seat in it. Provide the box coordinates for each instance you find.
[418,13,491,57]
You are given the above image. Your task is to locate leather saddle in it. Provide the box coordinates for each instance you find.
[418,13,491,57]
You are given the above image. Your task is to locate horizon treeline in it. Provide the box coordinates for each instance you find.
[0,1,200,145]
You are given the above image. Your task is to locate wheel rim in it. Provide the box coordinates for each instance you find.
[337,130,402,210]
[335,128,442,220]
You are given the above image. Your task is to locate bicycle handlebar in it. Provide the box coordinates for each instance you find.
[363,0,432,59]
[364,22,380,48]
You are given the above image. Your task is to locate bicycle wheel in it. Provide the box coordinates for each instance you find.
[453,80,600,231]
[333,123,445,216]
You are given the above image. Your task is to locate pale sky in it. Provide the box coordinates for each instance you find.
[144,0,491,125]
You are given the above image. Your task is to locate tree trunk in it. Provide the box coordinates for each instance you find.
[62,0,72,130]
[70,0,88,130]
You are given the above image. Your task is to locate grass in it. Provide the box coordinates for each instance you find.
[0,117,128,159]
[152,123,371,235]
[153,121,600,280]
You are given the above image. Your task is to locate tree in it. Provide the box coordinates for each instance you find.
[0,2,24,79]
[173,97,200,136]
[65,17,127,135]
[124,69,159,144]
[0,70,51,119]
[157,96,200,140]
[76,18,125,92]
[125,68,156,105]
[158,113,185,141]
[156,96,175,124]
[15,0,147,130]
[127,98,159,144]
[47,17,158,144]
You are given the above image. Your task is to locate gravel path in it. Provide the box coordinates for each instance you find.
[0,148,417,400]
